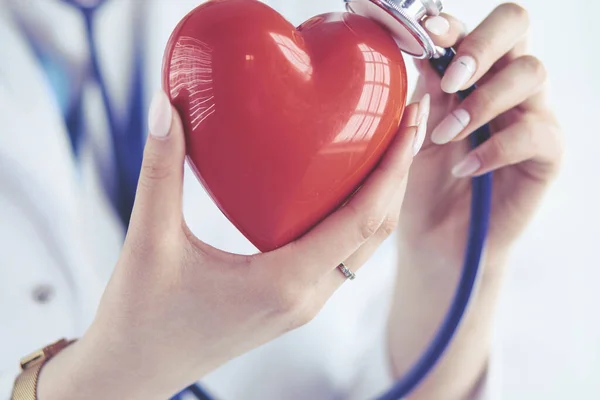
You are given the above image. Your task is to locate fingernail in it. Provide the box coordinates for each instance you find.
[413,93,430,156]
[148,90,173,138]
[424,16,450,36]
[452,154,481,177]
[441,56,476,93]
[431,109,470,145]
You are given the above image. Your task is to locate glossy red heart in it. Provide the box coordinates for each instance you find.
[162,0,408,252]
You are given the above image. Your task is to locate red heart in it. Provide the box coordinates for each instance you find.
[162,0,408,252]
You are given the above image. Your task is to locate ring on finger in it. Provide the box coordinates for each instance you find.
[337,262,356,281]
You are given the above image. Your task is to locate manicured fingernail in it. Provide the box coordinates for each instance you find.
[452,154,481,177]
[431,109,470,145]
[441,56,476,93]
[424,16,450,36]
[148,90,173,138]
[413,94,430,156]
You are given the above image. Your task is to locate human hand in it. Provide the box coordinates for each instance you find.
[387,5,565,398]
[37,92,422,400]
[402,3,564,264]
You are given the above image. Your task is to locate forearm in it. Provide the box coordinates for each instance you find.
[387,239,508,400]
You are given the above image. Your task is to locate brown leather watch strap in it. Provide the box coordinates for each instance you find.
[11,339,76,400]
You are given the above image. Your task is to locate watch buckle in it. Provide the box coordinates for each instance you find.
[20,350,45,370]
[19,339,71,370]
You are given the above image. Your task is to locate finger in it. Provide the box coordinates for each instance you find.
[476,35,530,87]
[430,55,547,145]
[400,102,420,130]
[450,119,562,178]
[415,14,467,76]
[494,35,529,71]
[520,85,550,112]
[319,175,408,295]
[315,99,429,289]
[279,125,418,279]
[422,13,468,48]
[440,3,531,94]
[129,90,186,236]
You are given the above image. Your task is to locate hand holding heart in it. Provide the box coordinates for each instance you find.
[38,88,424,400]
[36,3,425,399]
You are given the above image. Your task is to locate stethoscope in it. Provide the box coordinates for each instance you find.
[14,0,148,229]
[345,1,493,399]
[44,0,493,399]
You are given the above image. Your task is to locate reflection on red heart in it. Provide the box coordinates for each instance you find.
[162,0,408,252]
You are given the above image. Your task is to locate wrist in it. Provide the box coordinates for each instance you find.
[36,340,83,400]
[36,331,170,400]
[389,239,508,399]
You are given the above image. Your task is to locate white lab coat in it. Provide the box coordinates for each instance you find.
[0,1,496,399]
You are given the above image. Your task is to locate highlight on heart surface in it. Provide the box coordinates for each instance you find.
[162,0,409,251]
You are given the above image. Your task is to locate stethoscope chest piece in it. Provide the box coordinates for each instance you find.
[344,0,443,59]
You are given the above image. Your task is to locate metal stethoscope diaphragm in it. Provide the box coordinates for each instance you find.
[345,0,444,58]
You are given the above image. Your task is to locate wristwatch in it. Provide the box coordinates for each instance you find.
[11,338,76,400]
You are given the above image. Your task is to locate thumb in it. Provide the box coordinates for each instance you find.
[129,90,186,235]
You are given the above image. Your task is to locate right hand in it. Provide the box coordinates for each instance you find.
[38,91,422,400]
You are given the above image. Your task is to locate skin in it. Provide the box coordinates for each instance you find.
[389,4,563,399]
[33,3,563,400]
[37,92,422,399]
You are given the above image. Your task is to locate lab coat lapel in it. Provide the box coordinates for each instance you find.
[0,5,106,332]
[0,6,80,225]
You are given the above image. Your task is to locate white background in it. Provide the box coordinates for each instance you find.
[440,1,599,399]
[2,0,598,398]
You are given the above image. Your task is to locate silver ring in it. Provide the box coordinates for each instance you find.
[337,263,356,281]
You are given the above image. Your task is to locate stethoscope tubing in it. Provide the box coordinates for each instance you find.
[376,47,493,399]
[81,5,146,229]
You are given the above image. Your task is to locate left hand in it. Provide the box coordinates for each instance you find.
[400,3,564,265]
